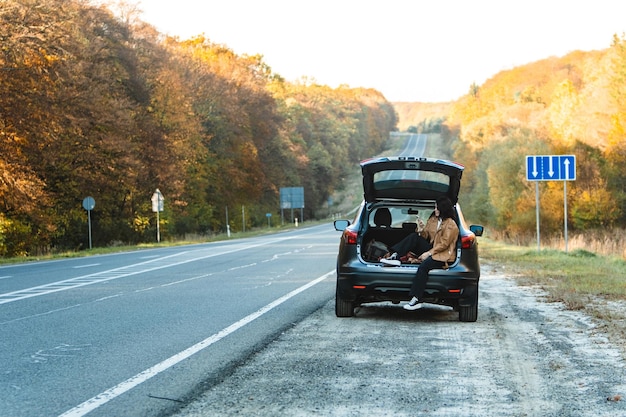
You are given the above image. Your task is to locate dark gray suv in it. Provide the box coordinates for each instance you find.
[333,156,483,322]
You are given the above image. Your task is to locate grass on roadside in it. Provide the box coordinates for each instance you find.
[480,237,626,310]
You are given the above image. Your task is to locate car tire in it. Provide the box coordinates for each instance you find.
[459,303,478,322]
[335,286,354,317]
[459,290,478,322]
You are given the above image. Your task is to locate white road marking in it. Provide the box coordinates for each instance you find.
[57,270,335,417]
[228,263,257,271]
[0,237,295,305]
[30,344,92,364]
[72,264,101,269]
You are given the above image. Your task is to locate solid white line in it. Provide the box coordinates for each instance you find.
[58,270,335,417]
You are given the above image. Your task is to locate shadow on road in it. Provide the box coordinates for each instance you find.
[353,301,459,322]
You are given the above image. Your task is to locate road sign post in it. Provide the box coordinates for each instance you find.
[526,155,576,252]
[280,187,305,226]
[151,189,164,243]
[82,196,95,249]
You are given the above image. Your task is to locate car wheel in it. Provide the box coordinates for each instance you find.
[459,303,478,322]
[459,287,478,322]
[335,287,354,317]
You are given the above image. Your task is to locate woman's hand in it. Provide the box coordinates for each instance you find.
[418,251,431,262]
[416,218,425,233]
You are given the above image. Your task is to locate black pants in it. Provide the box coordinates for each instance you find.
[389,233,431,257]
[410,256,446,300]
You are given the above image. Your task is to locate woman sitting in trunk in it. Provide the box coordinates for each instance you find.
[381,197,457,266]
[381,197,459,310]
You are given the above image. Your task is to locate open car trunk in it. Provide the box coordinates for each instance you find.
[361,157,463,204]
[358,203,462,267]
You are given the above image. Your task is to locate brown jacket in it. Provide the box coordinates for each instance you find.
[421,216,458,263]
[417,215,437,241]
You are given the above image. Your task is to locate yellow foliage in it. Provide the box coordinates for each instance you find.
[608,112,626,147]
[548,80,581,146]
[132,215,151,233]
[572,187,620,228]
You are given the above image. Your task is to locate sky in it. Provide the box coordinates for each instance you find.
[131,0,626,103]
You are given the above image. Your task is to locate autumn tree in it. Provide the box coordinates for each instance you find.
[603,34,626,224]
[0,0,397,255]
[1,0,84,252]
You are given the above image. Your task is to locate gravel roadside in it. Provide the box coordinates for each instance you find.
[171,263,626,417]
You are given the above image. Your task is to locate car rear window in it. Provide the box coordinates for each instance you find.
[373,169,451,194]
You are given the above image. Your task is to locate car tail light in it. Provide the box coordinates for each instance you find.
[343,228,358,245]
[461,233,475,249]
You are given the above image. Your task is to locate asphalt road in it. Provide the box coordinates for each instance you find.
[0,224,338,417]
[5,222,626,417]
[395,132,427,156]
[172,263,626,417]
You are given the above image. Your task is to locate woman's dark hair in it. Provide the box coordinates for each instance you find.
[436,197,455,220]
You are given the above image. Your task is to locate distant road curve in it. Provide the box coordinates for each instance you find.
[390,132,426,156]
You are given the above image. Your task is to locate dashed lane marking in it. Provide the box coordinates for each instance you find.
[57,270,335,417]
[0,238,295,305]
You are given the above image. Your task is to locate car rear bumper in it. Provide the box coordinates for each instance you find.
[337,261,479,306]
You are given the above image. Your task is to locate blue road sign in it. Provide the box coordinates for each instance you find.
[526,155,576,181]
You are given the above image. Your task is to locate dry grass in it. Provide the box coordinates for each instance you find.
[481,238,626,300]
[544,230,626,258]
[489,228,626,259]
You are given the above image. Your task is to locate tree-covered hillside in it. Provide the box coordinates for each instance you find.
[392,36,626,248]
[4,0,625,257]
[0,0,397,256]
[447,37,626,240]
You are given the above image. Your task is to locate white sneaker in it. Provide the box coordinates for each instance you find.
[403,297,423,310]
[381,258,401,266]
